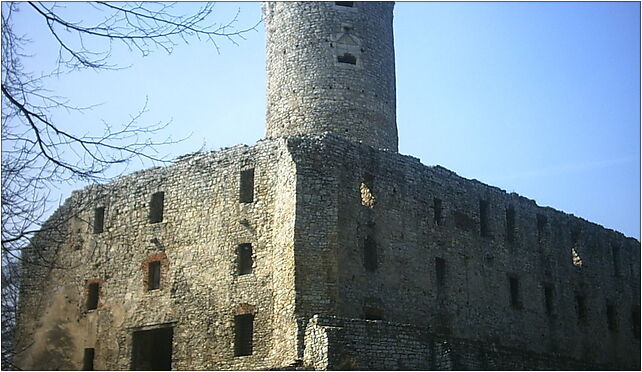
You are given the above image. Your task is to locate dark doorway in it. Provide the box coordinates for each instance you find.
[131,327,173,370]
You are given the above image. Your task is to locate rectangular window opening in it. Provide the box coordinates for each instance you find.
[607,303,618,332]
[234,314,254,356]
[148,261,161,290]
[544,284,554,316]
[82,348,95,371]
[505,206,515,243]
[509,276,521,309]
[435,257,446,288]
[611,244,621,277]
[363,236,378,272]
[335,1,354,7]
[363,307,384,321]
[93,207,105,234]
[86,283,99,311]
[149,192,165,224]
[337,53,357,65]
[433,198,443,226]
[536,214,547,243]
[576,294,587,324]
[131,327,173,370]
[239,168,255,203]
[238,243,253,275]
[479,199,490,237]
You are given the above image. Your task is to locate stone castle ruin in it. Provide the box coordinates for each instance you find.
[15,2,640,370]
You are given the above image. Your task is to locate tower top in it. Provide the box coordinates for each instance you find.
[263,1,398,151]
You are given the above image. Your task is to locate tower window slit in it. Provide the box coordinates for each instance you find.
[576,294,587,323]
[509,276,521,309]
[86,283,99,311]
[335,2,354,7]
[435,257,446,288]
[505,206,515,242]
[607,303,618,331]
[149,192,164,223]
[239,168,255,203]
[148,261,161,290]
[238,243,253,275]
[234,314,254,356]
[479,199,490,237]
[544,284,554,316]
[632,305,640,339]
[363,236,378,272]
[536,214,547,243]
[93,207,105,234]
[433,198,443,226]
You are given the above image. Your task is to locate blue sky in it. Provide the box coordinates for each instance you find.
[6,2,640,239]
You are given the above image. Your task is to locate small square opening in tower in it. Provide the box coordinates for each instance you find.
[238,243,253,275]
[93,207,105,234]
[148,261,161,290]
[86,283,99,311]
[234,314,254,356]
[149,192,165,224]
[338,53,357,65]
[363,306,384,320]
[239,168,255,203]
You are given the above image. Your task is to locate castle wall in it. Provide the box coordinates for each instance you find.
[303,315,610,370]
[15,139,301,370]
[263,2,398,151]
[288,133,640,370]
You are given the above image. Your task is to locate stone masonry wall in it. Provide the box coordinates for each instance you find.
[303,315,610,370]
[16,138,300,370]
[288,133,640,370]
[263,2,398,151]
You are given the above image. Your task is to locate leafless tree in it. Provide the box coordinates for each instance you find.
[1,2,259,368]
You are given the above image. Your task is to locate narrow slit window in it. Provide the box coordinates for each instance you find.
[607,303,618,332]
[544,284,554,316]
[149,192,165,223]
[239,168,255,203]
[363,236,378,272]
[505,206,515,243]
[433,198,443,226]
[148,261,161,290]
[611,244,621,277]
[509,276,521,309]
[338,53,357,65]
[435,257,446,288]
[82,348,95,370]
[632,305,640,339]
[576,294,587,324]
[238,243,253,275]
[536,214,547,243]
[234,314,254,356]
[93,207,105,234]
[335,1,354,7]
[479,200,490,237]
[86,283,99,311]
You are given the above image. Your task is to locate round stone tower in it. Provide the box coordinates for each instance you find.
[263,1,398,152]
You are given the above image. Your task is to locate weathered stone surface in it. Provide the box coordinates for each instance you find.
[15,2,640,371]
